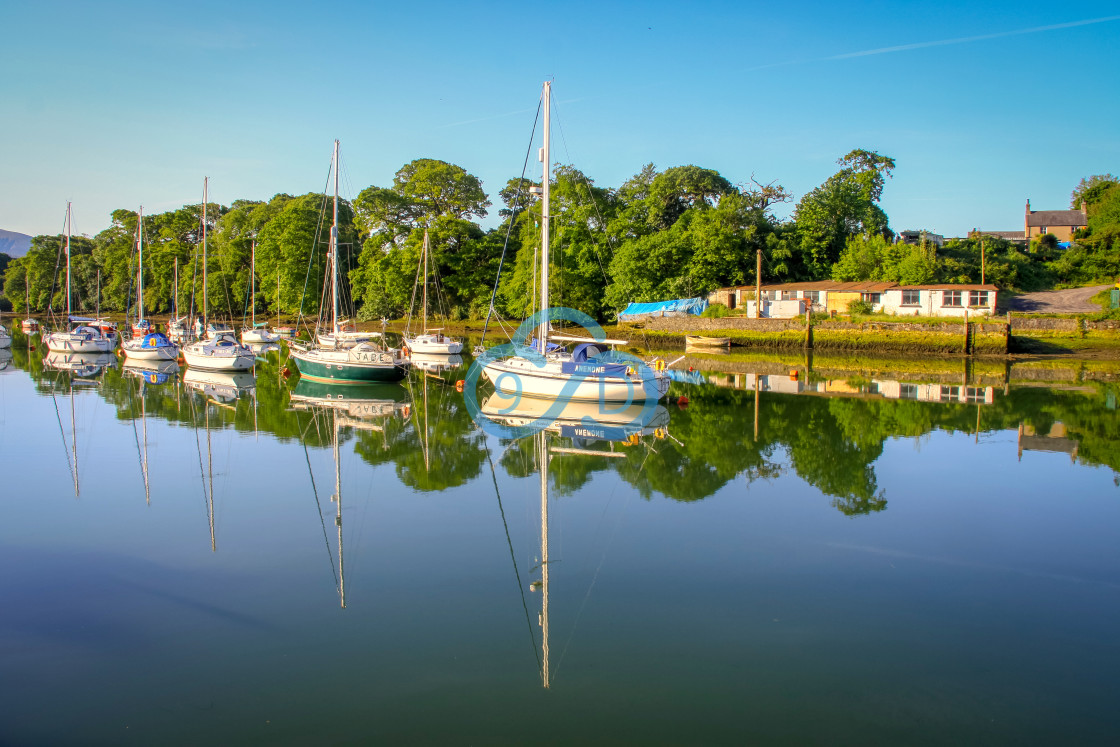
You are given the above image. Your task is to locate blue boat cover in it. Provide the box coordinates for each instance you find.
[141,332,174,348]
[617,297,708,321]
[557,343,627,377]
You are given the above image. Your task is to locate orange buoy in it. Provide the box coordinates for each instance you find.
[281,367,291,378]
[455,379,465,392]
[687,366,694,372]
[677,395,689,408]
[789,370,799,379]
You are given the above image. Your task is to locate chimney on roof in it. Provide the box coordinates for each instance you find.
[1025,199,1031,214]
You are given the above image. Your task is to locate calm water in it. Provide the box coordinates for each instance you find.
[1,337,1119,745]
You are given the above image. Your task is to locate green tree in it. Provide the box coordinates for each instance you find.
[791,149,896,279]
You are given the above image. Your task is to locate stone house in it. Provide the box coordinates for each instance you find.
[1024,200,1087,241]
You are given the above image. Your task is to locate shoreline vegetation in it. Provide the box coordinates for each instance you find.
[7,308,1117,358]
[2,159,1118,330]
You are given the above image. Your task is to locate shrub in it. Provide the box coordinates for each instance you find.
[701,302,730,319]
[847,299,873,315]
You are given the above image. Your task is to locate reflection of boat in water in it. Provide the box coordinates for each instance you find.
[123,358,181,386]
[290,379,410,430]
[291,380,411,608]
[44,351,118,379]
[481,390,670,444]
[245,341,280,357]
[0,348,12,372]
[183,368,256,403]
[409,352,463,373]
[481,392,673,687]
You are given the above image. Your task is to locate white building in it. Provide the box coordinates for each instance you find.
[708,281,998,318]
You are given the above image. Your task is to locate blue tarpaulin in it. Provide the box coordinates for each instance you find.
[618,297,708,321]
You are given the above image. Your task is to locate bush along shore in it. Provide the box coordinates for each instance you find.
[614,313,1120,357]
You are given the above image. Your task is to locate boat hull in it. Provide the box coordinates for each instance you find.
[685,335,731,347]
[45,332,114,354]
[122,341,179,361]
[182,339,256,371]
[290,348,407,383]
[0,329,10,349]
[242,328,280,344]
[482,357,669,402]
[405,334,463,354]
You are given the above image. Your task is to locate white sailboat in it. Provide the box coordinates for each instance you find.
[403,231,462,355]
[182,178,256,372]
[168,257,192,343]
[481,83,669,403]
[122,207,179,361]
[290,141,409,384]
[242,240,280,344]
[21,282,40,335]
[45,203,115,354]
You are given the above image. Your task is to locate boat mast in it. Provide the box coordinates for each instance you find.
[202,178,209,323]
[65,202,72,319]
[136,206,145,326]
[331,140,340,338]
[174,257,179,321]
[250,239,256,328]
[538,82,551,355]
[96,269,101,319]
[422,230,429,333]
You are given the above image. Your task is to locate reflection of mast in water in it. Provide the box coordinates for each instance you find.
[333,409,345,608]
[129,375,151,505]
[189,391,218,552]
[537,432,550,688]
[291,381,409,608]
[48,373,80,498]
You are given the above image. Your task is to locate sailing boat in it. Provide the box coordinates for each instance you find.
[242,240,280,344]
[168,257,192,342]
[480,83,669,403]
[122,207,179,361]
[290,141,409,383]
[45,203,115,354]
[21,282,40,334]
[403,231,462,355]
[272,268,297,339]
[182,178,256,372]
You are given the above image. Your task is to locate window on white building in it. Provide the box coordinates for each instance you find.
[901,289,920,305]
[969,290,989,307]
[943,290,962,307]
[863,293,881,304]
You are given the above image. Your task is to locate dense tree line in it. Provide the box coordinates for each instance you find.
[5,155,1117,322]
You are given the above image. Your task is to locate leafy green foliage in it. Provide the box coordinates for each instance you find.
[832,234,936,285]
[846,299,873,315]
[701,302,730,318]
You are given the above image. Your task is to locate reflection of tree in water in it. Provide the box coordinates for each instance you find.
[12,339,1120,512]
[353,375,486,492]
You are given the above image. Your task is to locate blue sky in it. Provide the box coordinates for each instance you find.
[2,0,1117,240]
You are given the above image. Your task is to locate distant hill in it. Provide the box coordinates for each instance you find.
[0,229,32,257]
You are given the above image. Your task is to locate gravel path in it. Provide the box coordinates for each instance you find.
[1007,285,1111,314]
